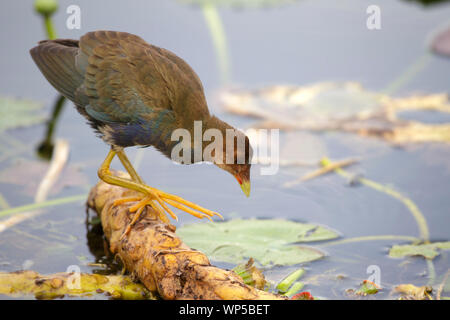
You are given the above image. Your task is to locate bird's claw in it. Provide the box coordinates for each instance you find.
[113,187,222,240]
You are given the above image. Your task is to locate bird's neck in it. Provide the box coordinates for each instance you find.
[165,115,236,165]
[204,115,234,136]
[201,115,238,165]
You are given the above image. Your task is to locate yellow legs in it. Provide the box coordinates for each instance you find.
[97,148,222,239]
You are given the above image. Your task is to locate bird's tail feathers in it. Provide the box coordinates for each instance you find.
[30,39,84,101]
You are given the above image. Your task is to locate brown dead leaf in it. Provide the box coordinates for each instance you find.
[219,82,450,144]
[393,284,433,300]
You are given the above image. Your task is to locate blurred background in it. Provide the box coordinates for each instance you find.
[0,0,449,299]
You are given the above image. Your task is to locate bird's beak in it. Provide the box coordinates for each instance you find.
[234,175,251,197]
[240,180,251,197]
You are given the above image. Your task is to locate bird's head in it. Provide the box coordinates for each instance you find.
[202,116,253,197]
[224,162,251,197]
[213,128,253,198]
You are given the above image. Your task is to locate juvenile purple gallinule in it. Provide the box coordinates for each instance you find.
[30,31,252,237]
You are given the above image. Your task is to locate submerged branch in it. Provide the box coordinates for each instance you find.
[87,173,283,300]
[35,139,69,203]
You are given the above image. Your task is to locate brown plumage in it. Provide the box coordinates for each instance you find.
[30,31,252,233]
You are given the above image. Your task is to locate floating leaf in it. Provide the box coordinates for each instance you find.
[177,218,339,267]
[0,96,45,133]
[394,284,432,300]
[219,82,450,143]
[389,241,450,260]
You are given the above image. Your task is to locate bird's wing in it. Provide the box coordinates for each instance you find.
[148,45,211,120]
[79,31,207,125]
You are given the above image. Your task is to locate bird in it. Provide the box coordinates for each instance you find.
[30,30,252,237]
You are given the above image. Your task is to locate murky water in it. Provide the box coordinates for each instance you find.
[0,0,449,299]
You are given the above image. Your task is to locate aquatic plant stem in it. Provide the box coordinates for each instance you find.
[277,268,305,293]
[437,268,450,300]
[284,282,305,298]
[37,95,66,159]
[201,2,231,84]
[320,157,436,285]
[320,235,419,247]
[382,53,432,95]
[320,157,430,242]
[0,194,86,218]
[426,259,436,286]
[36,2,68,160]
[43,15,57,40]
[359,179,429,241]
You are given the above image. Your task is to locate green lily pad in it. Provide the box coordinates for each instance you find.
[0,96,45,133]
[389,241,450,260]
[177,218,339,267]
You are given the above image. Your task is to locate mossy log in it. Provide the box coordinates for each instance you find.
[0,270,152,299]
[87,172,283,300]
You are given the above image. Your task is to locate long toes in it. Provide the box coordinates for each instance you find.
[113,196,142,206]
[112,187,221,223]
[129,203,143,212]
[129,196,152,212]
